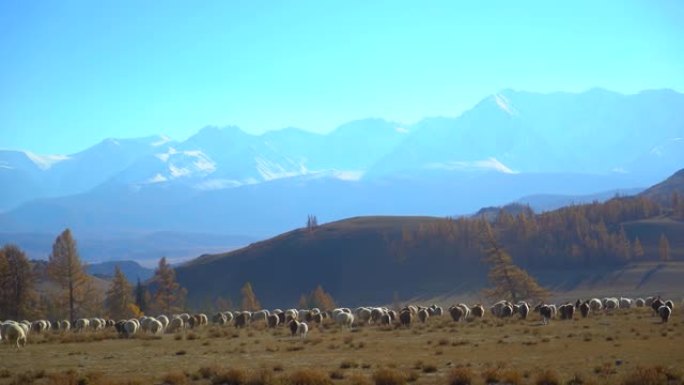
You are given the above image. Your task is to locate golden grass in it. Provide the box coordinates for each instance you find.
[0,308,682,385]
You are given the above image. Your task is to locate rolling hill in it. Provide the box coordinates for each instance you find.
[175,170,684,308]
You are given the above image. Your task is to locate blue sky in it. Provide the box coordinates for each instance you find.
[1,1,683,154]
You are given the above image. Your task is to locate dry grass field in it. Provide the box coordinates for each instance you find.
[1,308,682,385]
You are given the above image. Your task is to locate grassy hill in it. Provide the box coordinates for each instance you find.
[175,169,684,309]
[176,216,489,308]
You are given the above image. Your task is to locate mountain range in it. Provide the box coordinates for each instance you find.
[1,88,682,262]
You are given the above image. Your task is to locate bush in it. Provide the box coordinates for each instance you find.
[348,374,372,385]
[162,371,188,385]
[534,369,560,385]
[198,366,222,379]
[285,370,333,385]
[622,366,676,385]
[212,368,247,385]
[447,368,473,385]
[373,369,406,385]
[422,364,438,374]
[330,370,345,380]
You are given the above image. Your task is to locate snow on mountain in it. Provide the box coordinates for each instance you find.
[23,152,70,170]
[1,89,682,215]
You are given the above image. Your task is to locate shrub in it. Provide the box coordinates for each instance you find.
[340,361,359,369]
[330,370,345,380]
[212,368,247,385]
[348,374,372,385]
[162,371,188,385]
[422,364,438,374]
[285,370,333,385]
[198,366,222,379]
[447,368,473,385]
[534,369,560,385]
[372,368,406,385]
[622,366,675,385]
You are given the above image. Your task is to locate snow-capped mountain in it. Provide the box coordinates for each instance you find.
[0,88,682,251]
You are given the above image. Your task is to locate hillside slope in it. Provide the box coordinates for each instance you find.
[176,216,488,308]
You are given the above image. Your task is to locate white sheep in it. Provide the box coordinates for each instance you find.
[658,305,672,323]
[635,298,645,307]
[2,322,27,348]
[603,298,619,311]
[418,308,430,323]
[167,317,184,333]
[123,319,138,337]
[75,318,90,332]
[157,315,170,330]
[589,298,602,311]
[619,297,633,309]
[355,307,372,324]
[297,322,309,339]
[148,319,164,335]
[335,312,354,329]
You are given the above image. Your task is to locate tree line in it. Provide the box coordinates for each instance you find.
[393,195,679,269]
[0,228,339,320]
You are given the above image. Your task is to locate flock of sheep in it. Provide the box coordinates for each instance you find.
[0,295,675,349]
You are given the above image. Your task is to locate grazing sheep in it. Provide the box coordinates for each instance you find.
[157,315,169,330]
[312,313,324,324]
[418,308,430,323]
[222,312,234,324]
[123,320,138,338]
[3,322,27,348]
[471,304,485,318]
[490,300,508,317]
[252,310,269,323]
[75,318,89,332]
[297,322,309,339]
[619,297,633,309]
[603,298,619,311]
[534,304,553,325]
[456,304,471,320]
[559,304,575,320]
[167,317,184,333]
[115,320,126,335]
[449,306,465,322]
[213,312,227,325]
[501,304,514,318]
[580,301,591,318]
[370,308,386,323]
[651,298,664,315]
[589,298,603,311]
[399,310,412,327]
[658,305,672,323]
[516,302,530,320]
[234,313,249,329]
[635,298,645,307]
[665,300,674,311]
[380,314,392,326]
[267,314,280,328]
[59,320,70,332]
[356,308,372,325]
[335,312,354,329]
[148,319,164,335]
[288,320,299,336]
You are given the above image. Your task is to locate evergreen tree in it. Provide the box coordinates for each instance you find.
[0,244,36,319]
[151,257,186,314]
[48,229,89,321]
[240,282,261,311]
[480,222,548,303]
[659,234,671,262]
[105,265,134,319]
